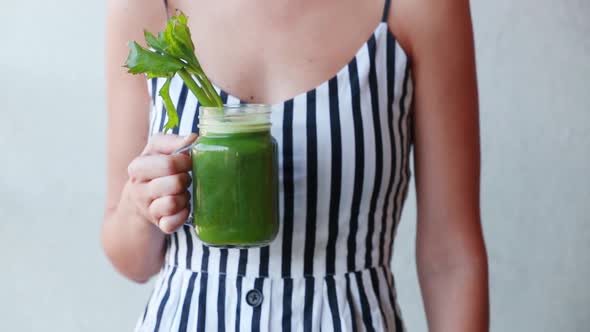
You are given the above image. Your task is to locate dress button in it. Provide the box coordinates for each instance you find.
[246,289,263,307]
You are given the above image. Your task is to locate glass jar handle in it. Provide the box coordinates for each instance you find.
[174,142,196,224]
[173,142,195,155]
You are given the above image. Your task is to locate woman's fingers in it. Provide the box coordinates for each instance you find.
[148,191,191,222]
[124,134,197,234]
[128,154,192,182]
[159,208,190,234]
[131,174,191,221]
[147,173,191,200]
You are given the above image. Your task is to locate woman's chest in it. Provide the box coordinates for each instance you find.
[167,0,384,104]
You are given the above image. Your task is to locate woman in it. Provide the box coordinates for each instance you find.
[103,0,489,330]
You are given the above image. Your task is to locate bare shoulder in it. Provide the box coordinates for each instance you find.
[388,0,474,63]
[105,0,168,79]
[106,0,167,42]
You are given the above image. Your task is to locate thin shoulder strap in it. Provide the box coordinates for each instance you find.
[163,0,170,18]
[381,0,392,22]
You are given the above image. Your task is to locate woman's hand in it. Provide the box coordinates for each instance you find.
[126,134,197,234]
[101,133,197,283]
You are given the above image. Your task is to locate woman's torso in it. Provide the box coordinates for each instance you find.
[137,0,414,330]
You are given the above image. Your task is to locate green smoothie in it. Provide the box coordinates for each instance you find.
[191,106,278,247]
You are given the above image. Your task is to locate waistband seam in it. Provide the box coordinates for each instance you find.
[162,261,392,279]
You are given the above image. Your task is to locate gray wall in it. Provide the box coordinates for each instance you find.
[0,0,588,331]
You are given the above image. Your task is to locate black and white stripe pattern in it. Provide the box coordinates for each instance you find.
[136,5,413,331]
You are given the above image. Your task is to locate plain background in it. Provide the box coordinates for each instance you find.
[1,0,589,331]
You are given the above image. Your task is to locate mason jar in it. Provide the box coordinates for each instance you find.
[191,104,278,247]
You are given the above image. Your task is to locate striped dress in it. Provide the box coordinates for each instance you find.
[136,1,414,330]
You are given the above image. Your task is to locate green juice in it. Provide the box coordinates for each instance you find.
[191,107,278,247]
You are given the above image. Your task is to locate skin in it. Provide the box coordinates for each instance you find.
[103,0,489,330]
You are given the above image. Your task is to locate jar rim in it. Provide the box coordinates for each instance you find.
[199,104,272,134]
[200,104,271,112]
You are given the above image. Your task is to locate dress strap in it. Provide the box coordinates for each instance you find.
[381,0,392,22]
[163,0,170,18]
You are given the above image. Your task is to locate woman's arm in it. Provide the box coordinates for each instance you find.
[394,0,489,330]
[102,0,191,283]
